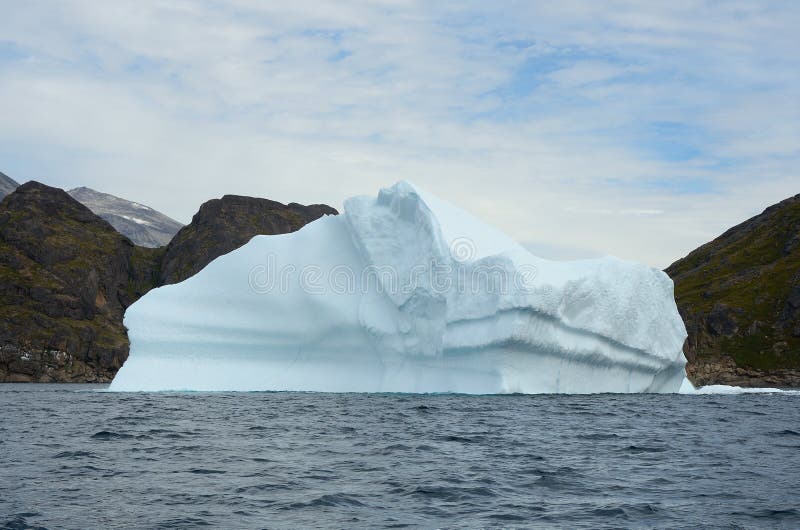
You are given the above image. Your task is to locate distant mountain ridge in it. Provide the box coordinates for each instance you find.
[0,171,181,247]
[0,181,337,382]
[667,193,800,387]
[0,171,19,199]
[68,187,183,248]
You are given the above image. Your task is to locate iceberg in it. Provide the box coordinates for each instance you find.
[679,382,799,395]
[110,182,688,393]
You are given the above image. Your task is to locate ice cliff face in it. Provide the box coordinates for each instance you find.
[110,182,687,393]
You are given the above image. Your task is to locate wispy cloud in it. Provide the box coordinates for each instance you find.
[0,1,797,267]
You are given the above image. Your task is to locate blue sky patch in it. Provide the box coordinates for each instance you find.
[0,41,27,62]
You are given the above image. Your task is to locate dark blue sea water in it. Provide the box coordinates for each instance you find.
[1,384,799,529]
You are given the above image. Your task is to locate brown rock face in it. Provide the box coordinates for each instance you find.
[0,182,162,382]
[667,193,800,387]
[0,183,337,382]
[160,195,337,285]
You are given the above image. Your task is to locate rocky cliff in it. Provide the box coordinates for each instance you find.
[160,195,337,285]
[0,182,161,382]
[0,184,337,382]
[68,187,184,248]
[667,193,800,387]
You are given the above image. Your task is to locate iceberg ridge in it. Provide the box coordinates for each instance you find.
[110,181,687,393]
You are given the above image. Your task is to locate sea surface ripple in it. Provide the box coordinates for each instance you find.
[1,384,799,529]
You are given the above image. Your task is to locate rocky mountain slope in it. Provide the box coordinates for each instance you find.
[0,182,161,382]
[0,171,19,199]
[667,193,800,387]
[68,187,183,248]
[0,182,337,382]
[160,195,337,285]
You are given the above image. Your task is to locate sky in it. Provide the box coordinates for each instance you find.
[0,1,798,267]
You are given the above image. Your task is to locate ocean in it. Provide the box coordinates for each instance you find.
[1,384,798,529]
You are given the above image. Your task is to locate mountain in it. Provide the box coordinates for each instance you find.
[667,193,800,387]
[0,182,161,382]
[0,182,337,382]
[68,187,183,248]
[0,171,19,199]
[160,194,337,285]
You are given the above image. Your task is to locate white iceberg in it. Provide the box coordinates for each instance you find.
[110,182,688,393]
[679,383,799,395]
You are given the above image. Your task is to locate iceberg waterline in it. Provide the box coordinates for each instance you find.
[110,181,688,393]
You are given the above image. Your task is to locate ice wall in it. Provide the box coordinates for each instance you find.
[110,182,687,393]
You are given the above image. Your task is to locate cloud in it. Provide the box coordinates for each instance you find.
[0,1,798,267]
